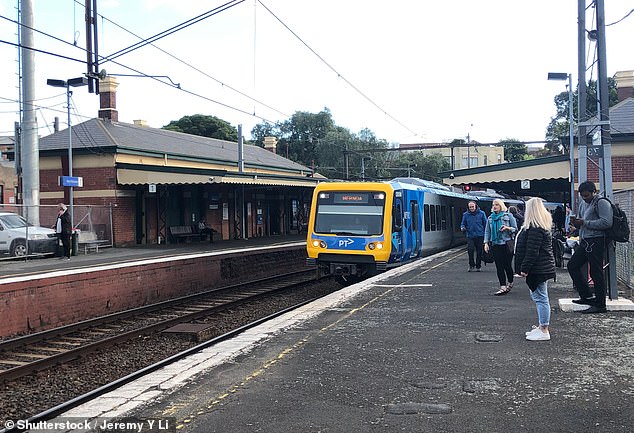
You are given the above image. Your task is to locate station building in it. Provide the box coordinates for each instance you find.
[441,70,634,204]
[37,77,320,246]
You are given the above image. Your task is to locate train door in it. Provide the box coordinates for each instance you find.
[391,193,404,260]
[409,200,420,258]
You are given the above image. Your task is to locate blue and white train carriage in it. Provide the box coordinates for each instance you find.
[305,178,473,283]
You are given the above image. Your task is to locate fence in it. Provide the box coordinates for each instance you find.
[613,189,633,289]
[0,204,113,250]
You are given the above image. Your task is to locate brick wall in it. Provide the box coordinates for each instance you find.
[0,247,305,337]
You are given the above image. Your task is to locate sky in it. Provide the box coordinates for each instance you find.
[0,0,633,146]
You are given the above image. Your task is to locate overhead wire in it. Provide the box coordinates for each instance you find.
[75,1,288,118]
[1,11,279,127]
[256,0,421,138]
[100,0,245,64]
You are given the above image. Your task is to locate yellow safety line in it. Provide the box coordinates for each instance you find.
[170,250,463,428]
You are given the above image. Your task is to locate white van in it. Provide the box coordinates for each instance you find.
[0,212,58,257]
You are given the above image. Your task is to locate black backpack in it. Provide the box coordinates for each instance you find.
[595,197,630,243]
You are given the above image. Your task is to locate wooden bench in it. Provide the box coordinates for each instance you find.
[169,225,201,243]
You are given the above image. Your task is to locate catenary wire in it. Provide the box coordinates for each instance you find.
[256,0,421,138]
[72,1,288,118]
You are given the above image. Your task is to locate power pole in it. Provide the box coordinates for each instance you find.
[20,0,40,225]
[595,0,617,300]
[577,0,587,189]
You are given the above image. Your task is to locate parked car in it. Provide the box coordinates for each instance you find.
[0,212,58,257]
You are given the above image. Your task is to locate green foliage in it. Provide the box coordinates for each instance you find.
[391,152,450,181]
[163,114,238,141]
[498,138,528,162]
[545,78,619,154]
[250,108,452,182]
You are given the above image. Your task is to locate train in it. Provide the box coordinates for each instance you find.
[305,178,555,283]
[305,178,474,283]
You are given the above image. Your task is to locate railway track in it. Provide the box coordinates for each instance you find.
[0,269,319,383]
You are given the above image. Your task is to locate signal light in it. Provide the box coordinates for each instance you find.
[463,184,472,192]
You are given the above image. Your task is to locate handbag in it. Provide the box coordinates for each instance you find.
[505,237,516,255]
[482,243,495,263]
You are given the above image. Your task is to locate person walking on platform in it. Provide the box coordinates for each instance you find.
[514,198,556,341]
[509,205,524,229]
[54,203,72,260]
[460,200,487,272]
[484,199,517,296]
[567,181,613,314]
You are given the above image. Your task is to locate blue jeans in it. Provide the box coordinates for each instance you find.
[529,281,550,326]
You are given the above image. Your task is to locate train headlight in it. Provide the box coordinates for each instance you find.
[367,242,384,251]
[313,240,327,248]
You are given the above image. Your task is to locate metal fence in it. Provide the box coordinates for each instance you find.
[613,189,633,288]
[0,204,113,249]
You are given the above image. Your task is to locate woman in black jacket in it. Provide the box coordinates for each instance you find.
[514,198,556,341]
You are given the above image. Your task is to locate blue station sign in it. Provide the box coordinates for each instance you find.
[59,176,83,187]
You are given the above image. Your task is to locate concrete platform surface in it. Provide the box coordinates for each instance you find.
[58,248,633,433]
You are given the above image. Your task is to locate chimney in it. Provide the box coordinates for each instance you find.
[263,136,277,154]
[614,70,634,102]
[133,119,149,127]
[98,76,119,122]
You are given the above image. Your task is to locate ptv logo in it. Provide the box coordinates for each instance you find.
[338,238,354,248]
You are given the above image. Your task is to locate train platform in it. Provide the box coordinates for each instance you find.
[0,235,306,280]
[59,248,634,433]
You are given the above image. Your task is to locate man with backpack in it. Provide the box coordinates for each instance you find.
[567,181,613,314]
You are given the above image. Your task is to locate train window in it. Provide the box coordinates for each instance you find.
[441,206,447,230]
[424,205,430,232]
[436,205,442,231]
[393,202,403,231]
[430,204,436,231]
[314,191,386,235]
[410,201,419,231]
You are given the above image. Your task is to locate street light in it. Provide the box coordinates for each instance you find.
[46,77,87,229]
[548,72,575,211]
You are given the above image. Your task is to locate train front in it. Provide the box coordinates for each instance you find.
[306,183,391,283]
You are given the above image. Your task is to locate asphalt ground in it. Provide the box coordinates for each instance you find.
[116,248,634,433]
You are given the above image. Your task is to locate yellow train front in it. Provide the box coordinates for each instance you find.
[306,179,471,283]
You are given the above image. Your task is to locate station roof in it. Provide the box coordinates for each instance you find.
[438,155,570,196]
[39,118,319,188]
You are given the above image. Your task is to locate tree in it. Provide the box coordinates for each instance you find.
[163,114,238,141]
[545,78,619,154]
[499,138,528,162]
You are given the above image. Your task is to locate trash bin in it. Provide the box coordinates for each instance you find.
[71,230,79,256]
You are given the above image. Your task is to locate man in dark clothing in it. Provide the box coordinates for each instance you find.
[567,181,613,313]
[54,203,72,260]
[460,201,487,271]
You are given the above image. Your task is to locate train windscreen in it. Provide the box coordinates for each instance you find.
[314,191,385,235]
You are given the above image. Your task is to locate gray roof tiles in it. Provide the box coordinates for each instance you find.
[39,118,310,173]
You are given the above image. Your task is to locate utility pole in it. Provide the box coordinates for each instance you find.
[595,0,617,300]
[20,0,40,225]
[577,0,588,189]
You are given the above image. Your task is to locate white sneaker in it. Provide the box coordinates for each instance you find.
[526,327,550,341]
[525,325,538,336]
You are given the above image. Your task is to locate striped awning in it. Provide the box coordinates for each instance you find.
[117,169,319,187]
